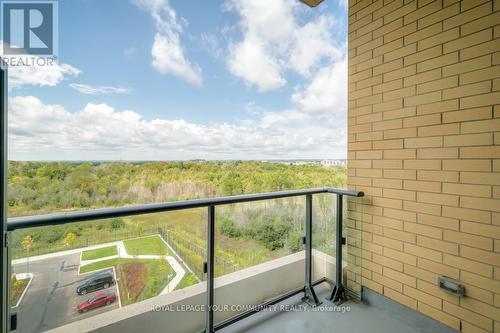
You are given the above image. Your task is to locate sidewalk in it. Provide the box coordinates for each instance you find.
[12,241,124,265]
[80,239,186,293]
[13,235,187,292]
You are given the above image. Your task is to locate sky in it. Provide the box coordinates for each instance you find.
[7,0,348,161]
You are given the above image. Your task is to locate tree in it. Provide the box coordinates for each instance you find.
[135,223,143,237]
[63,232,76,248]
[110,218,125,230]
[21,236,35,274]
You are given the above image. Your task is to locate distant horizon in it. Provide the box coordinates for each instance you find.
[7,158,347,163]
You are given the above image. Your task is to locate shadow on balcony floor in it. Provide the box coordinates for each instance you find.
[219,283,451,333]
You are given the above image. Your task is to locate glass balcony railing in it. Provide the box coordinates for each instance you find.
[5,188,363,333]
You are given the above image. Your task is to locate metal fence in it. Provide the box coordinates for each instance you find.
[11,227,160,259]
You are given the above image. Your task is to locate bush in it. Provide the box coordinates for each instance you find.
[110,218,125,230]
[45,229,64,243]
[120,263,147,302]
[219,216,241,238]
[245,218,292,251]
[286,231,303,252]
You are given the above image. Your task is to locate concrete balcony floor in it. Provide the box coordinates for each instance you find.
[48,252,456,333]
[220,283,452,333]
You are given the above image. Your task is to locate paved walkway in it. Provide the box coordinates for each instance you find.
[12,241,124,265]
[110,239,186,294]
[14,235,187,293]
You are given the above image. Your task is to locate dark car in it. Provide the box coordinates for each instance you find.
[76,271,115,295]
[77,290,117,313]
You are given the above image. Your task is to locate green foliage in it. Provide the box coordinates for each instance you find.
[286,230,304,253]
[174,273,198,291]
[123,235,170,256]
[110,218,125,230]
[11,275,29,305]
[135,223,144,237]
[81,246,118,261]
[8,161,346,274]
[63,232,76,247]
[143,259,172,299]
[79,258,123,274]
[45,229,64,243]
[219,216,241,238]
[7,161,346,216]
[21,235,35,251]
[218,204,307,252]
[244,217,293,250]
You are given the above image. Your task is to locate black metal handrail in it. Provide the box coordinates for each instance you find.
[7,187,362,230]
[6,187,363,332]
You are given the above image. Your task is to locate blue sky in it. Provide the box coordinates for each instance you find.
[7,0,348,161]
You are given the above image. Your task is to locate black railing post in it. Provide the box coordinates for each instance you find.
[0,59,10,333]
[205,205,215,333]
[302,194,321,306]
[328,194,346,304]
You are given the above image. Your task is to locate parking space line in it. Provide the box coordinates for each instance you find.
[12,273,34,308]
[112,266,122,308]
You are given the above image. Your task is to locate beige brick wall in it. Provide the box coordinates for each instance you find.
[346,0,500,332]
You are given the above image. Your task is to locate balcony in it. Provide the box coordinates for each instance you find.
[1,0,499,332]
[7,188,367,333]
[43,252,452,333]
[5,188,459,333]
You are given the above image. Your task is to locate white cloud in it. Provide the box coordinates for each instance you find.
[132,0,203,86]
[8,63,81,89]
[7,1,349,160]
[290,16,342,76]
[8,96,346,160]
[69,84,132,95]
[224,0,342,91]
[338,0,348,9]
[151,33,203,86]
[292,57,347,113]
[228,36,285,91]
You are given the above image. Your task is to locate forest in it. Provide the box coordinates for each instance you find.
[8,161,346,216]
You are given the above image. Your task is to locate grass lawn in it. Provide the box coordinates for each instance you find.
[174,273,199,291]
[81,246,118,261]
[11,276,30,305]
[80,257,175,306]
[80,257,133,274]
[123,235,170,256]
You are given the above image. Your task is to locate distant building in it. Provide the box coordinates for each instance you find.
[260,160,320,165]
[320,159,346,168]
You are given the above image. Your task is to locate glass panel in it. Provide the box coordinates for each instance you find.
[312,193,337,291]
[312,194,363,299]
[10,209,206,333]
[213,197,305,325]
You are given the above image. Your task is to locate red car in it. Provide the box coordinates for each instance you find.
[77,290,117,313]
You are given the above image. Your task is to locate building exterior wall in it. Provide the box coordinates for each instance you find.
[347,0,500,332]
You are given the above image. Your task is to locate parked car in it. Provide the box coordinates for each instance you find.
[77,290,116,313]
[76,271,115,295]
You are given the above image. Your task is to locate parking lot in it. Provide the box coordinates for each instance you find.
[12,254,119,333]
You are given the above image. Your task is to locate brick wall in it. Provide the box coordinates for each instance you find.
[346,0,500,332]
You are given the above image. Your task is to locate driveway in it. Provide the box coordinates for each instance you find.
[12,254,119,333]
